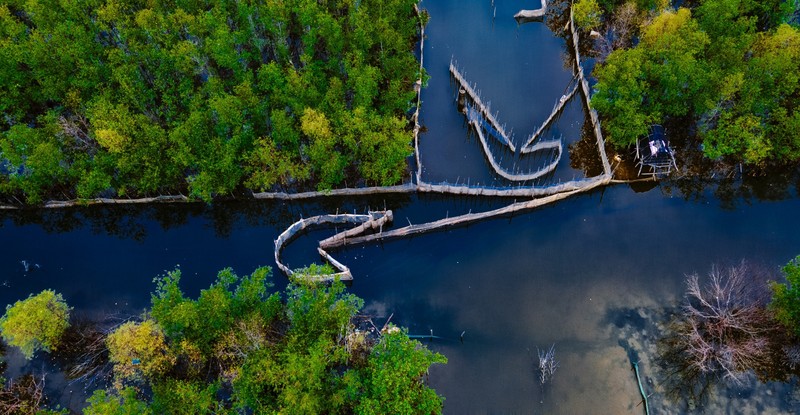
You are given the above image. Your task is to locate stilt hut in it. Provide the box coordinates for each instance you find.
[635,125,677,176]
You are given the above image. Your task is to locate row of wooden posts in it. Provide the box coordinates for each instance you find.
[0,4,618,286]
[281,5,617,282]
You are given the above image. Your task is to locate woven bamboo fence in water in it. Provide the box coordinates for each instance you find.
[274,211,393,282]
[278,4,618,282]
[521,80,579,153]
[450,61,516,152]
[467,111,562,182]
[568,7,612,176]
[514,0,547,21]
[311,176,610,249]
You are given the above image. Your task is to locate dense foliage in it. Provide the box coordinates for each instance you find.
[0,267,447,414]
[590,0,800,166]
[0,0,425,203]
[770,256,800,336]
[0,289,70,359]
[573,0,603,29]
[106,320,175,386]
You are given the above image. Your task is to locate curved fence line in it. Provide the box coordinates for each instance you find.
[450,61,515,152]
[521,80,579,152]
[515,0,547,21]
[471,106,514,151]
[274,211,393,282]
[467,109,562,182]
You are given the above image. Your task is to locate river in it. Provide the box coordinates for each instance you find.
[2,0,800,413]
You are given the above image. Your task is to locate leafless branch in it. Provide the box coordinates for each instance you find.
[0,374,47,414]
[662,261,775,388]
[537,344,558,384]
[58,114,97,152]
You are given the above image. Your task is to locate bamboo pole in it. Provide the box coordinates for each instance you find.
[467,114,561,181]
[0,194,193,209]
[330,176,610,247]
[253,184,416,200]
[520,81,579,151]
[450,61,516,152]
[514,0,547,20]
[568,6,612,176]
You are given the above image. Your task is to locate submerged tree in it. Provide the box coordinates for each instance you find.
[537,344,559,385]
[0,374,62,415]
[658,261,778,401]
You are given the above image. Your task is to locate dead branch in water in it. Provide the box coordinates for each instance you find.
[537,344,558,384]
[658,261,781,402]
[0,374,47,414]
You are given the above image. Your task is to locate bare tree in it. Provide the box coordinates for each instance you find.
[595,2,645,62]
[59,320,112,386]
[658,261,778,402]
[680,263,773,384]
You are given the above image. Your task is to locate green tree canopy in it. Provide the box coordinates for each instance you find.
[151,266,446,413]
[2,266,446,413]
[0,290,70,359]
[106,320,175,385]
[592,0,800,166]
[0,0,425,203]
[574,0,603,29]
[84,388,152,415]
[770,256,800,335]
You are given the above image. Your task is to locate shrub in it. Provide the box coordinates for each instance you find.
[574,0,603,29]
[770,255,800,336]
[106,320,175,385]
[0,290,70,359]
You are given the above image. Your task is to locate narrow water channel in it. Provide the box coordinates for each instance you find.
[1,0,800,413]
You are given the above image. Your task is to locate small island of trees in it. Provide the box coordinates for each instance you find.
[575,0,800,168]
[0,267,446,414]
[0,0,426,204]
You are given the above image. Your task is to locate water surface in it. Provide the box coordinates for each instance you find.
[2,1,800,413]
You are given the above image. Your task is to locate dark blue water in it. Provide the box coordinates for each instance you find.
[419,0,587,186]
[3,185,800,413]
[3,1,800,413]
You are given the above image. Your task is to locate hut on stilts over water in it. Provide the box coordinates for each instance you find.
[635,125,677,177]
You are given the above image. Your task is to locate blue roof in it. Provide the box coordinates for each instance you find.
[649,125,666,142]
